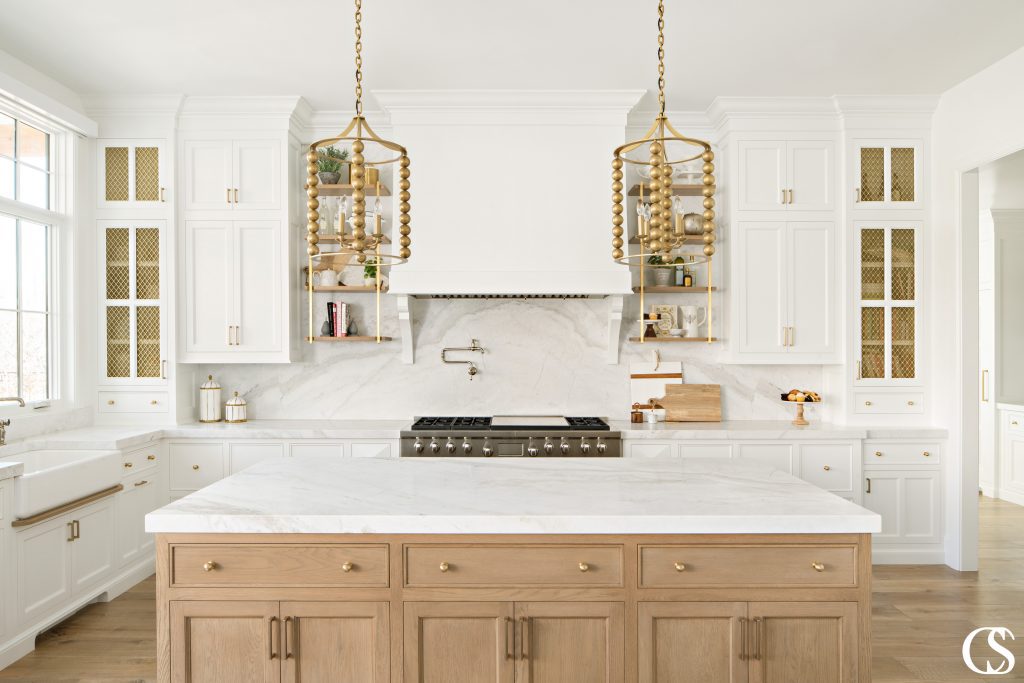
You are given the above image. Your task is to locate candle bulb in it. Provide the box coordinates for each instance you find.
[374,183,383,235]
[673,196,684,235]
[339,196,349,237]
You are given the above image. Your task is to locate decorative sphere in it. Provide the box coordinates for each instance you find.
[400,236,411,247]
[399,225,410,235]
[612,203,623,215]
[612,181,623,192]
[702,174,714,186]
[612,170,623,181]
[307,210,319,222]
[612,158,623,170]
[702,151,714,162]
[307,245,319,256]
[612,237,623,249]
[703,220,714,232]
[649,141,663,155]
[649,239,662,251]
[399,214,411,224]
[307,187,319,198]
[400,248,411,259]
[703,209,715,221]
[307,163,318,175]
[400,201,410,213]
[612,214,623,226]
[702,187,714,197]
[613,248,624,259]
[703,197,714,209]
[704,245,715,256]
[353,216,365,229]
[353,189,365,202]
[703,233,715,244]
[612,226,623,237]
[399,168,410,179]
[352,153,364,166]
[612,192,623,204]
[400,179,410,190]
[400,156,410,168]
[306,233,318,244]
[400,191,410,201]
[307,199,319,210]
[356,253,366,263]
[352,140,364,153]
[351,165,364,179]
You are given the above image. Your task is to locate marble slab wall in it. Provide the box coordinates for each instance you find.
[197,298,824,422]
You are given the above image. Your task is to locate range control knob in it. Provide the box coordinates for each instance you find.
[414,438,425,454]
[596,437,607,455]
[429,438,441,454]
[527,438,539,457]
[445,438,457,454]
[579,437,591,455]
[482,440,494,457]
[559,437,571,455]
[543,438,554,455]
[462,437,473,454]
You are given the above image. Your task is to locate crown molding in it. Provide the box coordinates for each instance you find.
[178,95,304,118]
[80,93,184,117]
[833,94,939,130]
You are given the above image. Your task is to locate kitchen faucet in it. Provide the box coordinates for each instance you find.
[0,398,25,446]
[0,397,25,407]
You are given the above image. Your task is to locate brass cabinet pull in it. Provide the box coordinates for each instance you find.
[161,360,167,379]
[107,399,115,406]
[866,477,872,494]
[752,617,763,660]
[341,561,353,573]
[124,462,133,469]
[823,465,831,471]
[72,520,80,540]
[780,189,786,205]
[875,451,883,457]
[439,562,450,572]
[192,464,200,470]
[907,400,915,406]
[520,616,529,659]
[234,325,241,346]
[203,561,218,572]
[67,521,74,542]
[856,361,863,380]
[150,400,158,405]
[923,451,931,457]
[234,188,239,203]
[788,189,794,204]
[160,187,166,202]
[789,327,794,346]
[982,369,989,402]
[268,617,278,660]
[134,480,149,487]
[505,617,513,660]
[227,188,232,204]
[283,617,294,660]
[855,187,861,202]
[147,454,156,461]
[739,617,748,660]
[674,562,686,572]
[227,325,232,345]
[578,562,590,572]
[864,400,872,406]
[811,561,826,572]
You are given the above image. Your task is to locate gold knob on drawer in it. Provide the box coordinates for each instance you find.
[202,561,218,572]
[150,400,158,405]
[875,451,883,457]
[674,562,687,572]
[923,451,931,457]
[147,454,156,460]
[192,464,200,470]
[907,400,915,406]
[864,401,872,406]
[1013,421,1019,426]
[124,462,133,468]
[811,562,825,572]
[439,562,450,573]
[578,562,590,573]
[823,465,831,471]
[341,562,353,573]
[107,400,115,405]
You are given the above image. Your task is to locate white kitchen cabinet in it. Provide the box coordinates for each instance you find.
[627,442,677,458]
[69,499,116,596]
[863,468,942,547]
[735,138,835,212]
[182,219,285,362]
[98,139,167,208]
[851,140,923,210]
[349,441,395,458]
[289,441,345,458]
[168,442,225,494]
[998,412,1024,506]
[116,474,162,568]
[183,138,280,212]
[734,221,837,361]
[677,443,733,458]
[228,442,285,474]
[798,443,855,493]
[734,442,795,474]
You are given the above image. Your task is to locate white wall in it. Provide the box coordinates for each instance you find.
[0,48,94,135]
[931,45,1024,570]
[980,150,1024,210]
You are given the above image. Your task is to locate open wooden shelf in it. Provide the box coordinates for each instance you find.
[317,183,391,196]
[628,235,705,245]
[632,286,718,293]
[304,285,386,293]
[628,337,719,343]
[629,183,705,197]
[317,234,392,244]
[306,336,393,342]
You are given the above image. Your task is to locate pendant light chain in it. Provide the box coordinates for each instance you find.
[657,0,666,116]
[354,0,364,115]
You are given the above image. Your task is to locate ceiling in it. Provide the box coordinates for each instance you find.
[1,0,1022,111]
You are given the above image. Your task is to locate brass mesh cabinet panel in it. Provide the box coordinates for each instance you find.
[106,306,131,378]
[857,225,918,383]
[134,147,161,201]
[890,148,915,203]
[859,148,885,202]
[104,147,130,202]
[135,227,160,300]
[136,306,161,378]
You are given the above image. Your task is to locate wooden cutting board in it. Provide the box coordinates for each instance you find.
[629,362,683,406]
[653,384,721,422]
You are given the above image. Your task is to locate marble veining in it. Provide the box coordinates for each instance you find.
[146,457,881,535]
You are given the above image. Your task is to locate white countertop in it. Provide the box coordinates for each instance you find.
[146,457,881,535]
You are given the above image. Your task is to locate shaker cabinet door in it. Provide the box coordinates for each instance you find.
[280,602,389,683]
[170,601,281,683]
[234,221,282,353]
[786,140,834,211]
[638,602,748,683]
[183,140,233,211]
[736,141,786,211]
[515,602,624,683]
[736,222,786,353]
[747,602,858,683]
[184,220,235,355]
[786,221,835,355]
[404,602,514,683]
[233,140,281,210]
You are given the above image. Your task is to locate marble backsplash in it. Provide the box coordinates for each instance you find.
[198,297,825,422]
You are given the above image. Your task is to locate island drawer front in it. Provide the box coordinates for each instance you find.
[863,442,941,464]
[639,545,857,587]
[404,545,623,587]
[171,544,389,587]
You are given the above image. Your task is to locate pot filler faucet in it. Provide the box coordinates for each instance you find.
[441,339,485,380]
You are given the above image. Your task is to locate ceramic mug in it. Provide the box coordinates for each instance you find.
[679,305,707,337]
[319,269,338,288]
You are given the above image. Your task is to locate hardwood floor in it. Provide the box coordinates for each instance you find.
[1,496,1020,682]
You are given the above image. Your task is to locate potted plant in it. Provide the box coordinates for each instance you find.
[648,255,672,286]
[363,257,380,287]
[317,146,349,185]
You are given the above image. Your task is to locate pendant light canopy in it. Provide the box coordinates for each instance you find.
[611,0,716,267]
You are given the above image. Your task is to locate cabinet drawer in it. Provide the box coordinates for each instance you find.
[627,442,677,458]
[640,545,857,587]
[853,392,924,414]
[678,443,733,458]
[168,443,224,491]
[1004,411,1024,435]
[98,391,169,413]
[863,442,940,464]
[171,544,388,587]
[405,545,623,587]
[350,441,393,458]
[121,446,160,475]
[799,444,854,491]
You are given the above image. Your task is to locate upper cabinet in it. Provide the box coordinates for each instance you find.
[182,138,281,212]
[735,138,836,212]
[851,140,923,210]
[97,140,167,208]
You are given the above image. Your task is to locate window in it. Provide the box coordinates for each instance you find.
[0,110,54,402]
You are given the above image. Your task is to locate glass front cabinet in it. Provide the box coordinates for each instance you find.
[100,221,167,384]
[855,223,920,385]
[852,140,922,210]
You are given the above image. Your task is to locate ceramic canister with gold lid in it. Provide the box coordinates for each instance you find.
[199,375,222,423]
[225,391,248,424]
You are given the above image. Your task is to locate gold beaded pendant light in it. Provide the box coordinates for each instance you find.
[305,0,411,342]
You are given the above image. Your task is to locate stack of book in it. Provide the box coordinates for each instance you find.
[326,301,350,337]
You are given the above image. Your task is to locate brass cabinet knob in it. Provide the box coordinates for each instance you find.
[150,400,158,405]
[674,562,687,572]
[578,562,590,573]
[439,562,450,572]
[1013,420,1020,426]
[864,401,872,406]
[923,451,931,457]
[107,400,115,405]
[203,561,218,572]
[341,562,353,573]
[874,451,883,457]
[811,562,825,572]
[907,400,915,406]
[823,465,831,471]
[147,454,156,460]
[124,462,133,468]
[192,464,200,470]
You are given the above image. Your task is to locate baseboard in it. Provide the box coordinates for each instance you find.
[872,546,947,565]
[997,487,1024,507]
[0,557,154,671]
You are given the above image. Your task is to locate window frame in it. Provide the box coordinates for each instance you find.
[0,98,73,413]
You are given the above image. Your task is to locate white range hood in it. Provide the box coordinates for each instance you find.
[378,90,641,297]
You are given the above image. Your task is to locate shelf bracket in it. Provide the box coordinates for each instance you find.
[607,295,625,364]
[397,295,414,364]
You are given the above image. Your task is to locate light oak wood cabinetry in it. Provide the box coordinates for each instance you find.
[156,534,871,682]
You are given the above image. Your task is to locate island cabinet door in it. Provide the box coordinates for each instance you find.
[280,601,389,683]
[170,601,281,683]
[404,602,515,683]
[515,602,624,683]
[747,602,858,683]
[637,602,748,683]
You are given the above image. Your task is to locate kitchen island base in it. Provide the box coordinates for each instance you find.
[156,532,871,682]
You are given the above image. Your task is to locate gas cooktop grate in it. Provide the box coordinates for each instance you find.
[409,416,610,431]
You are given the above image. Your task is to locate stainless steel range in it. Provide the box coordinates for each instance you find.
[400,416,621,457]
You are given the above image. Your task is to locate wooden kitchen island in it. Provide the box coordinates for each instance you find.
[147,457,880,683]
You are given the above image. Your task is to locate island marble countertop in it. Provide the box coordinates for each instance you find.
[145,457,882,535]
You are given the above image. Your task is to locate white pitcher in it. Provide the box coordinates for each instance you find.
[680,305,707,338]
